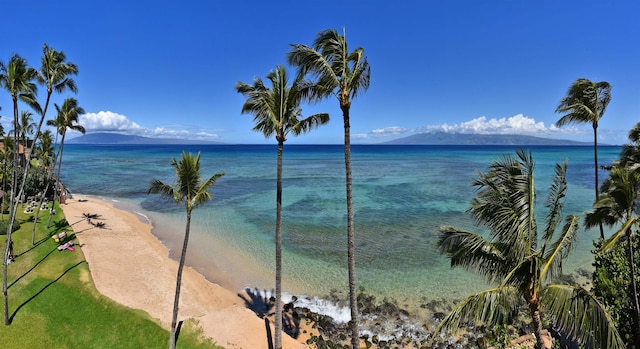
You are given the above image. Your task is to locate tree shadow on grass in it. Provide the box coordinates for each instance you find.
[9,260,86,324]
[15,234,54,258]
[9,245,61,289]
[239,287,302,339]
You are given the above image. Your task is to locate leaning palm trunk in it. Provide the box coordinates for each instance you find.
[3,101,20,325]
[341,106,359,349]
[527,285,546,349]
[170,211,192,349]
[274,141,284,349]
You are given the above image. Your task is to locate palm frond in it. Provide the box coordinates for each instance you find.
[540,215,579,281]
[438,226,508,281]
[541,285,625,349]
[585,195,621,228]
[469,151,536,262]
[148,179,179,202]
[542,161,568,246]
[192,172,225,209]
[498,254,539,290]
[433,286,520,339]
[555,78,611,127]
[599,218,635,252]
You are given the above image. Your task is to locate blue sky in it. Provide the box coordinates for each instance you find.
[1,0,638,145]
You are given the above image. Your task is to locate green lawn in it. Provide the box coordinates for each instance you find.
[0,203,224,349]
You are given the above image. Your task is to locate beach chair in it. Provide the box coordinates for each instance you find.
[52,231,67,243]
[57,241,74,251]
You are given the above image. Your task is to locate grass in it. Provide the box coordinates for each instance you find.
[0,202,225,349]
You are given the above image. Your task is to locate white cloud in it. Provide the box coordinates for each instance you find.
[358,114,628,145]
[75,110,221,141]
[354,126,410,139]
[423,114,548,135]
[80,111,144,132]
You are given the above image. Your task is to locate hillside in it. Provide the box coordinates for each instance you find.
[66,132,221,145]
[384,132,592,145]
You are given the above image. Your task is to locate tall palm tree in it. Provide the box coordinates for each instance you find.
[19,45,77,230]
[437,150,624,349]
[45,97,85,228]
[236,64,329,349]
[0,54,39,325]
[287,28,370,349]
[585,164,640,345]
[556,78,612,239]
[148,151,224,349]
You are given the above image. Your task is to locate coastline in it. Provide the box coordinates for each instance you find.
[61,194,307,349]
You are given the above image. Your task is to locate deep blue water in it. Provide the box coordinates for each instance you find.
[59,144,622,308]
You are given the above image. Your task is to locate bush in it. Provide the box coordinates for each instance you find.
[592,235,640,348]
[0,219,20,235]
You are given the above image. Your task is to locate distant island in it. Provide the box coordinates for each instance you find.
[65,131,597,146]
[66,132,222,145]
[384,132,594,145]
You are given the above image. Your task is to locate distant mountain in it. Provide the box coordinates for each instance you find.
[66,132,222,145]
[384,132,592,145]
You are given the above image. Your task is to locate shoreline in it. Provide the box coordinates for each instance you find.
[61,194,307,349]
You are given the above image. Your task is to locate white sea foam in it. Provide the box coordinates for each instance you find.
[282,293,351,324]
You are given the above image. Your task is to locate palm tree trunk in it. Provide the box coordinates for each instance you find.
[274,141,284,349]
[3,98,20,326]
[593,126,605,240]
[342,106,359,349]
[627,230,640,345]
[529,301,545,349]
[170,210,192,349]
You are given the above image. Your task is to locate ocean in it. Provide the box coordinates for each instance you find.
[60,144,621,318]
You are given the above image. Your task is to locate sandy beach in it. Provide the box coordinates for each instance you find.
[61,195,308,349]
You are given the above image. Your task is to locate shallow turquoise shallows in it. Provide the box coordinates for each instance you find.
[60,144,621,312]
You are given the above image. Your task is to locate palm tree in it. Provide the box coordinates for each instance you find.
[45,97,85,228]
[0,54,39,325]
[148,151,224,349]
[20,44,77,229]
[287,28,370,349]
[31,130,55,244]
[236,65,329,349]
[556,78,612,239]
[13,110,36,150]
[585,164,640,345]
[437,150,624,349]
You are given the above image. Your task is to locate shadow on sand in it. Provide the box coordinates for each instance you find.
[238,287,302,340]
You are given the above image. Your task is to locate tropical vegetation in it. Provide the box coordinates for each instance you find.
[586,121,640,347]
[288,28,370,349]
[148,151,224,349]
[236,64,329,349]
[2,36,640,349]
[437,149,625,349]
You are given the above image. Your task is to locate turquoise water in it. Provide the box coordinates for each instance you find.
[60,144,621,311]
